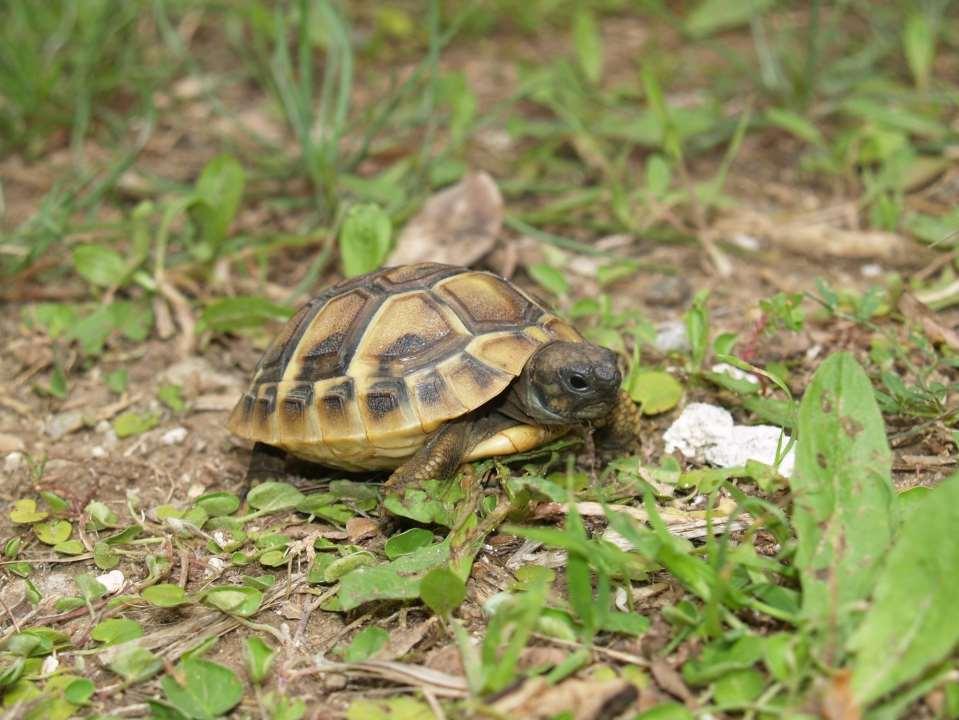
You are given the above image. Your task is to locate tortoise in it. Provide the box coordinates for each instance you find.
[227,263,641,487]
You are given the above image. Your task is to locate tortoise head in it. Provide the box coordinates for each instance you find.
[517,341,621,425]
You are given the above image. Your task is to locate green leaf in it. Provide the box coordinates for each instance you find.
[73,244,127,287]
[382,477,465,526]
[113,411,160,438]
[34,520,72,545]
[634,703,695,720]
[627,370,684,414]
[157,383,186,412]
[791,352,896,638]
[384,528,434,560]
[346,697,434,720]
[54,540,85,555]
[528,263,568,296]
[64,677,95,705]
[684,0,776,38]
[75,574,107,601]
[198,296,293,333]
[572,9,602,84]
[339,203,392,278]
[142,583,189,608]
[850,472,959,705]
[246,637,275,684]
[765,107,824,146]
[247,482,305,513]
[93,541,119,570]
[341,626,389,662]
[105,368,129,395]
[196,492,240,517]
[600,611,650,637]
[712,668,765,707]
[903,12,936,90]
[161,657,244,719]
[191,154,246,257]
[338,542,450,610]
[419,567,466,617]
[645,154,672,197]
[203,585,262,617]
[10,499,48,524]
[108,645,162,682]
[91,618,143,646]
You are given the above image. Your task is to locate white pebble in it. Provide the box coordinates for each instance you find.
[861,263,882,278]
[4,452,24,472]
[710,363,759,384]
[204,557,227,578]
[96,570,125,594]
[41,655,59,675]
[663,402,795,477]
[90,446,108,459]
[731,233,761,251]
[654,320,690,353]
[161,427,189,445]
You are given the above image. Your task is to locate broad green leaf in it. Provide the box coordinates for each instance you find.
[203,586,262,617]
[850,472,959,705]
[105,368,129,394]
[528,263,568,296]
[419,567,466,617]
[113,411,160,438]
[161,657,244,719]
[247,482,305,512]
[346,697,434,720]
[903,12,935,89]
[142,584,189,608]
[64,678,95,705]
[93,541,119,570]
[157,383,186,412]
[382,477,465,526]
[712,668,765,707]
[634,703,695,720]
[195,492,240,517]
[75,574,107,601]
[54,540,85,555]
[791,352,896,638]
[384,528,434,560]
[91,618,143,646]
[338,542,450,610]
[10,499,47,524]
[627,370,684,414]
[685,0,777,38]
[572,8,602,84]
[4,628,69,657]
[341,626,389,662]
[191,154,246,257]
[600,612,650,637]
[108,645,162,682]
[339,203,392,278]
[246,637,275,684]
[199,296,293,333]
[34,520,71,545]
[73,244,127,287]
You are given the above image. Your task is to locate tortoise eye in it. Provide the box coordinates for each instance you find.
[567,373,589,392]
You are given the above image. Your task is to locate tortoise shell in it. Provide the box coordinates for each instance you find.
[227,263,582,471]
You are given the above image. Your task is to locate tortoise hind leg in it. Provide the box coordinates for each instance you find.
[244,442,288,485]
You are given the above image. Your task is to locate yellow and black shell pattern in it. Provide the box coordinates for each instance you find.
[227,263,582,471]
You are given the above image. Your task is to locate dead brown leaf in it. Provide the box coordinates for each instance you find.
[388,171,503,267]
[345,516,379,543]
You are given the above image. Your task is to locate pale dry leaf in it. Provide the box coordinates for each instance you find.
[490,676,638,720]
[714,209,922,264]
[898,292,959,351]
[389,171,503,267]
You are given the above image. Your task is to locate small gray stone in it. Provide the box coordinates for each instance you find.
[46,410,85,439]
[653,320,690,354]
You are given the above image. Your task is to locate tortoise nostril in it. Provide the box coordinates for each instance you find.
[568,373,589,392]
